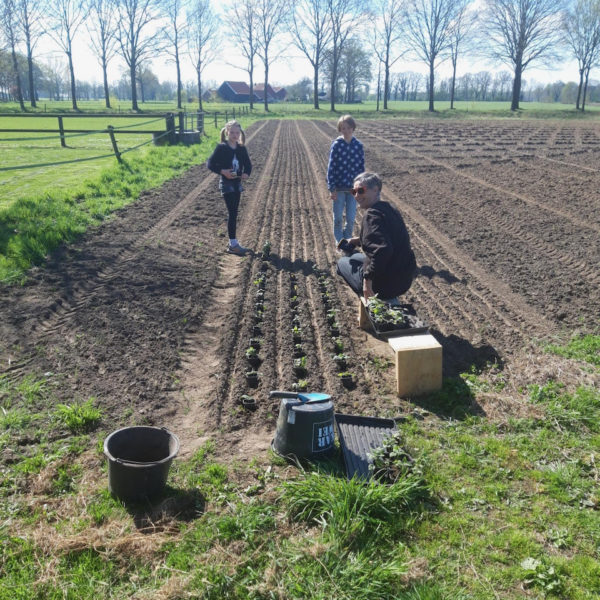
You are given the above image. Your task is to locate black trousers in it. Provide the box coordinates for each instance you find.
[223,191,241,239]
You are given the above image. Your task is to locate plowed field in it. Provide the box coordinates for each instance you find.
[1,118,599,459]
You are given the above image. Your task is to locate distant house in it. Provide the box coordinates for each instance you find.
[273,86,287,101]
[253,83,280,103]
[202,89,217,101]
[217,81,259,103]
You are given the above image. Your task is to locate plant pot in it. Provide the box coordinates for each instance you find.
[246,355,261,369]
[249,338,261,350]
[252,325,262,337]
[330,327,340,337]
[246,371,259,388]
[333,357,347,371]
[293,334,302,344]
[294,366,307,377]
[240,395,257,410]
[293,345,305,358]
[339,373,353,389]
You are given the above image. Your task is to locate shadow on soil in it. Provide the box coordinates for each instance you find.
[412,331,503,421]
[124,487,206,532]
[417,264,463,284]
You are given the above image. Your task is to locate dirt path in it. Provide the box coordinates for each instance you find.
[1,118,598,459]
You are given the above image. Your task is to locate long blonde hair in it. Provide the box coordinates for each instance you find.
[220,120,246,145]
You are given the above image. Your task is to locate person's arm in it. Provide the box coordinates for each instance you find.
[240,146,252,179]
[362,208,393,282]
[357,139,365,173]
[326,141,338,200]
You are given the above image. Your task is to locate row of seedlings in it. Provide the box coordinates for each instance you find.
[242,241,272,407]
[290,273,309,392]
[315,269,354,389]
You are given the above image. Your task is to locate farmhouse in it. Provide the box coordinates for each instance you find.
[217,81,287,103]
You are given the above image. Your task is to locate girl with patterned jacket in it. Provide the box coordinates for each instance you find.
[326,115,365,243]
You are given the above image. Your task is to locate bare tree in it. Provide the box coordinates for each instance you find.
[1,0,25,109]
[448,1,477,108]
[404,0,463,112]
[255,0,287,111]
[372,0,405,109]
[564,0,600,111]
[481,0,564,110]
[187,0,219,111]
[291,0,332,109]
[115,0,163,111]
[230,0,258,110]
[87,0,118,108]
[164,0,188,109]
[47,0,87,110]
[339,37,371,101]
[16,0,44,107]
[327,0,364,111]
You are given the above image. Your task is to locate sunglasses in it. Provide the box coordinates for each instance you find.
[350,187,366,196]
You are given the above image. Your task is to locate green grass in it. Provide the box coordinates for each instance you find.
[1,359,599,598]
[546,334,600,367]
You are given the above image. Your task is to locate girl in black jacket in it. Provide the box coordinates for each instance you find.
[206,120,252,256]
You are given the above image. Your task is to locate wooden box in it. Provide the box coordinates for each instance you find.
[388,334,442,397]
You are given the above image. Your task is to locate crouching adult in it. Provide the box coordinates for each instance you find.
[336,172,416,303]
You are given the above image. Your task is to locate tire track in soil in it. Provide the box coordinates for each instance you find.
[307,120,556,355]
[1,120,272,380]
[352,121,599,332]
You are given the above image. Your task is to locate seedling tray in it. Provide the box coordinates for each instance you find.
[366,302,428,339]
[335,413,396,480]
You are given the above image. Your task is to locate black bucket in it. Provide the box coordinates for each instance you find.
[272,396,335,460]
[103,426,180,501]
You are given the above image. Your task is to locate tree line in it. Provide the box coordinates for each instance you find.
[1,0,600,113]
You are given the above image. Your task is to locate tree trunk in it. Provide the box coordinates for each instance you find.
[383,61,390,110]
[313,63,320,109]
[10,44,25,110]
[67,51,78,110]
[102,57,111,109]
[175,48,182,109]
[450,58,457,109]
[428,60,435,112]
[330,54,338,112]
[511,62,522,111]
[197,69,203,111]
[264,63,269,112]
[130,60,139,111]
[249,68,254,110]
[575,69,584,110]
[26,41,36,107]
[582,66,590,112]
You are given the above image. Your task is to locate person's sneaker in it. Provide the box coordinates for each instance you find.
[337,238,357,256]
[227,243,247,256]
[380,297,401,306]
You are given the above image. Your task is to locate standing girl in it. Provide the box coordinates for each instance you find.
[207,120,252,256]
[326,115,365,244]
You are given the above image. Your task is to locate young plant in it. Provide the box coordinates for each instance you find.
[368,430,417,484]
[333,337,344,353]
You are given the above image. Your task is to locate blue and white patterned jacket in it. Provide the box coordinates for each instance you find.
[326,136,365,192]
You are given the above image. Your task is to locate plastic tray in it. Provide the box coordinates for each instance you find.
[365,302,428,339]
[335,413,396,480]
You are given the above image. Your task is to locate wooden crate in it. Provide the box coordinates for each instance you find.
[388,333,442,397]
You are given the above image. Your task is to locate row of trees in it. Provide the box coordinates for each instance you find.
[1,0,600,113]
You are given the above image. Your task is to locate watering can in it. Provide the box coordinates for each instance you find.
[270,390,335,459]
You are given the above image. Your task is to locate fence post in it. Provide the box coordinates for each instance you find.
[165,113,176,145]
[214,112,217,128]
[178,111,185,134]
[107,126,122,163]
[225,110,228,122]
[233,107,236,119]
[58,116,66,147]
[197,112,204,134]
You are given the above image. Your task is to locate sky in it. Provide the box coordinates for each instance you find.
[36,2,588,95]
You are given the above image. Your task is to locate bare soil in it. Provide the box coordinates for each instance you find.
[1,118,599,461]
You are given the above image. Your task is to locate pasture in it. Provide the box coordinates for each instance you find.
[0,116,599,599]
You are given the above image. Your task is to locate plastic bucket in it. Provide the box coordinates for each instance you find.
[272,398,335,459]
[103,426,179,501]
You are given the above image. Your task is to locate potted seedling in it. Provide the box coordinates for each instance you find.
[368,430,415,483]
[255,289,265,300]
[293,356,307,377]
[332,337,344,353]
[326,309,338,325]
[293,344,305,358]
[254,274,266,290]
[292,326,302,343]
[261,240,271,260]
[367,297,409,332]
[245,346,260,369]
[292,315,301,327]
[249,337,261,350]
[292,379,308,392]
[338,371,354,388]
[332,353,349,370]
[290,295,299,309]
[252,324,262,337]
[329,322,340,337]
[245,370,259,387]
